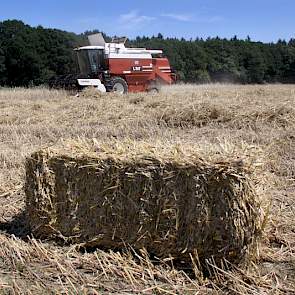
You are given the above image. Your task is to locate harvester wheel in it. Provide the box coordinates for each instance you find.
[148,80,161,94]
[148,87,159,94]
[109,77,128,94]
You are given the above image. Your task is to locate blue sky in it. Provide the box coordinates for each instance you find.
[0,0,294,42]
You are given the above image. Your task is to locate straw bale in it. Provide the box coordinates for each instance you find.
[25,140,263,266]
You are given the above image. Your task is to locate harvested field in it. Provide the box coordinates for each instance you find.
[0,84,295,294]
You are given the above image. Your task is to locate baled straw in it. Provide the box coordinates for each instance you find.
[25,140,263,267]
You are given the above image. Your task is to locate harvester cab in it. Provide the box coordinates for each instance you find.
[76,47,106,75]
[50,33,176,94]
[76,33,106,75]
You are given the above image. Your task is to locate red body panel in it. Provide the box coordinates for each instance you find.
[107,57,175,93]
[152,58,176,84]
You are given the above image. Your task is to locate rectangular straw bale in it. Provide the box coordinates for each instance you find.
[25,140,262,266]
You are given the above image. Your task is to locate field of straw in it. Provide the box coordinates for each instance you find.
[0,84,294,294]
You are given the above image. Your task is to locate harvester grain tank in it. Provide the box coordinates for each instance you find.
[50,33,176,93]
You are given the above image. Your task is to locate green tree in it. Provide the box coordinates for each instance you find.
[0,48,6,85]
[245,52,266,83]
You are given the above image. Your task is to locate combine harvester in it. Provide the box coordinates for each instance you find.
[50,33,176,94]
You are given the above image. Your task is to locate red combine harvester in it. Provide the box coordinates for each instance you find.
[50,33,176,93]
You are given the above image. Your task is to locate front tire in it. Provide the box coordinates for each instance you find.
[108,77,128,94]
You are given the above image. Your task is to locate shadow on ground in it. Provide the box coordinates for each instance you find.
[0,211,31,239]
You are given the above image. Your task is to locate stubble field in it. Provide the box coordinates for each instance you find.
[0,84,294,294]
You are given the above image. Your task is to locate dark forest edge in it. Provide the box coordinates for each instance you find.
[1,19,295,87]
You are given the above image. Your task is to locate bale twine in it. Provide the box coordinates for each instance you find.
[25,140,263,266]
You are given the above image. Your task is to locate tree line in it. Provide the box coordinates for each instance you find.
[1,20,295,86]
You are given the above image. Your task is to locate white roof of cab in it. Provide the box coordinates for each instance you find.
[75,44,163,56]
[75,46,105,51]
